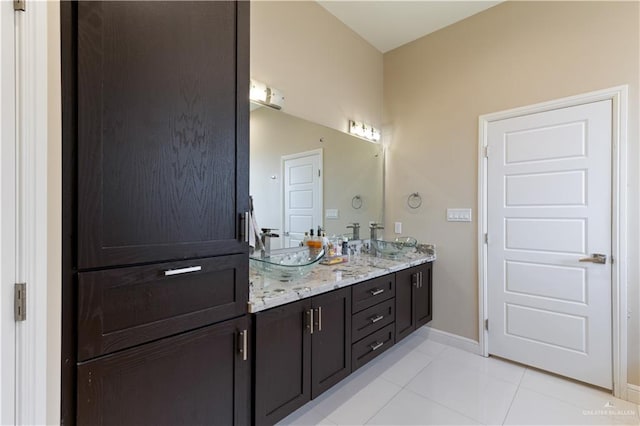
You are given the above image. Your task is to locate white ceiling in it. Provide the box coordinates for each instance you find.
[317,1,502,53]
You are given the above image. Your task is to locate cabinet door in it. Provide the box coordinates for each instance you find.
[395,266,417,342]
[77,315,251,426]
[415,262,433,328]
[76,1,249,269]
[311,287,352,399]
[254,299,312,426]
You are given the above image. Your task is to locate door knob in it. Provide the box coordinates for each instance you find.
[579,253,607,264]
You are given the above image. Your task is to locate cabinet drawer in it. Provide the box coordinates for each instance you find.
[351,323,394,371]
[78,254,248,360]
[351,299,394,343]
[352,274,395,313]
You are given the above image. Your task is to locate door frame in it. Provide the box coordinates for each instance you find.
[281,148,323,246]
[12,1,50,424]
[0,1,17,424]
[477,86,629,398]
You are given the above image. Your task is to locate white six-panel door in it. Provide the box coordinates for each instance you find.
[282,150,322,248]
[487,100,613,389]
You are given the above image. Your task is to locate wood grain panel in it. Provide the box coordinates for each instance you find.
[77,1,247,268]
[77,316,251,426]
[352,274,395,313]
[77,254,248,361]
[254,300,312,426]
[352,298,395,343]
[311,288,352,399]
[351,323,394,371]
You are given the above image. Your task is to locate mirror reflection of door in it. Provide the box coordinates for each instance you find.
[282,149,322,248]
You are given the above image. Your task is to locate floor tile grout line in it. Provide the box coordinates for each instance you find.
[500,367,527,425]
[518,371,639,416]
[400,385,487,425]
[360,376,406,425]
[517,384,637,423]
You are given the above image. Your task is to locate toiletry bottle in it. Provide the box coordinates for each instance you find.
[302,232,309,247]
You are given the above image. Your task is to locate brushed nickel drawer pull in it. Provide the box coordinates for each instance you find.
[164,266,202,276]
[306,309,314,334]
[239,330,248,361]
[369,314,384,324]
[317,306,322,332]
[370,341,384,351]
[370,288,384,296]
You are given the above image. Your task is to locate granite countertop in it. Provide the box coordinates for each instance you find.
[248,245,436,313]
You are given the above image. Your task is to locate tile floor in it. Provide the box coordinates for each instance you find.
[276,331,640,425]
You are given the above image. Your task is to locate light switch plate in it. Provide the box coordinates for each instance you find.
[447,208,472,222]
[325,209,339,219]
[394,222,402,234]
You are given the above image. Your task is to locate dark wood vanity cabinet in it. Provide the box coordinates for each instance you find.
[77,315,251,426]
[61,1,250,424]
[75,0,249,269]
[395,262,433,342]
[254,288,352,426]
[310,288,352,398]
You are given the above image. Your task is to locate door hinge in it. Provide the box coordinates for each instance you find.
[318,169,321,177]
[15,283,26,321]
[484,233,489,244]
[485,318,489,331]
[483,146,489,158]
[14,0,26,11]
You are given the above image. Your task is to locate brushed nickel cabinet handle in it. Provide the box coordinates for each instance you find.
[317,306,322,332]
[238,330,248,361]
[370,341,384,351]
[369,314,384,324]
[306,309,314,334]
[370,288,384,296]
[164,266,202,276]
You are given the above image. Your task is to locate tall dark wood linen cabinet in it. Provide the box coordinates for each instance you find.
[60,2,250,425]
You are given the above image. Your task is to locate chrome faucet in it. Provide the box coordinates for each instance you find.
[260,228,279,258]
[369,222,384,241]
[346,222,360,240]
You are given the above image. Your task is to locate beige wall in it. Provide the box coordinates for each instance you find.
[250,106,383,246]
[383,1,639,386]
[47,1,62,423]
[251,1,383,133]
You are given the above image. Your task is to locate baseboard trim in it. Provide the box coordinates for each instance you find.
[627,384,640,404]
[415,325,482,355]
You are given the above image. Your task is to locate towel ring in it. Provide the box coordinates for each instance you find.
[407,192,422,209]
[352,195,363,209]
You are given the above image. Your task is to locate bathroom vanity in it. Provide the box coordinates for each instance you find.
[250,248,436,425]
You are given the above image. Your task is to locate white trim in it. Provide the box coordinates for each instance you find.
[0,2,17,425]
[14,2,48,425]
[627,384,640,405]
[478,86,629,399]
[415,325,482,355]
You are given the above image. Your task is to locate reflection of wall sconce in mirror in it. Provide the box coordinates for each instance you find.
[407,192,422,209]
[352,195,363,209]
[348,120,381,143]
[250,78,285,110]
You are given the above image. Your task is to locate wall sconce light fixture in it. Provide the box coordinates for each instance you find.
[250,78,285,110]
[349,120,381,142]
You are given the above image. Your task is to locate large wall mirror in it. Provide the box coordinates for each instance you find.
[250,106,384,249]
